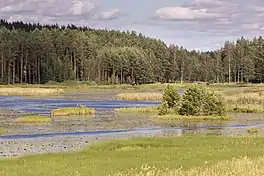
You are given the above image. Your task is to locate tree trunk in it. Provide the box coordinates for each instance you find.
[12,60,15,84]
[20,45,23,83]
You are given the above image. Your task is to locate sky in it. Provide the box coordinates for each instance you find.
[0,0,264,51]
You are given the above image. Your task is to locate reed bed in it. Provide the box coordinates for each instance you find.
[153,114,232,121]
[115,156,264,176]
[15,115,52,123]
[0,88,64,96]
[225,91,264,105]
[115,107,158,113]
[51,106,95,116]
[115,92,162,101]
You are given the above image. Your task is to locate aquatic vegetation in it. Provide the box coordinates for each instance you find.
[153,114,232,121]
[51,106,95,116]
[115,107,158,113]
[0,88,64,96]
[115,92,162,101]
[15,115,52,123]
[1,137,264,175]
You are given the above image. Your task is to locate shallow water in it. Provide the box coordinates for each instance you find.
[0,95,264,139]
[0,95,160,115]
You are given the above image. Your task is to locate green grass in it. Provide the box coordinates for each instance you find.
[153,114,233,121]
[247,128,261,135]
[51,106,95,116]
[0,128,5,135]
[1,136,264,176]
[14,115,52,123]
[115,107,159,113]
[115,92,162,101]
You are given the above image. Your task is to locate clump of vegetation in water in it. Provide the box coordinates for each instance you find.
[15,115,52,123]
[247,128,261,135]
[157,85,228,120]
[0,128,6,135]
[51,105,95,116]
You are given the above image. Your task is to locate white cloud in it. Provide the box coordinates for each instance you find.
[98,9,120,20]
[155,6,219,20]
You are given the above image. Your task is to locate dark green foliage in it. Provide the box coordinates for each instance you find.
[179,85,225,116]
[162,85,180,108]
[0,20,264,85]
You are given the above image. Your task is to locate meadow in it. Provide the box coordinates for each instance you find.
[1,136,264,176]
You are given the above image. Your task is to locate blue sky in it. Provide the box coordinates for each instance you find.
[1,0,264,51]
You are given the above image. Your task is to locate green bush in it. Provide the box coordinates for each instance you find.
[162,85,180,108]
[179,85,225,116]
[157,102,169,115]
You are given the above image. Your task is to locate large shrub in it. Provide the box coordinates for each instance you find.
[179,85,225,116]
[162,85,181,108]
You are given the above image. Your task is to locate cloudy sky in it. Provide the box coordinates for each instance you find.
[0,0,263,51]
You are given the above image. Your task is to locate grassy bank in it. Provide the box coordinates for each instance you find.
[15,115,52,123]
[51,106,95,116]
[116,92,162,101]
[0,88,64,96]
[1,136,264,176]
[0,128,5,135]
[116,107,158,113]
[153,114,232,121]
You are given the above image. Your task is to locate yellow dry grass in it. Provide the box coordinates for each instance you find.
[0,88,64,96]
[15,115,52,123]
[51,106,95,116]
[115,156,264,176]
[115,92,162,101]
[115,107,158,113]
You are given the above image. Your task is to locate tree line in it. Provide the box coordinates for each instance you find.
[0,19,263,85]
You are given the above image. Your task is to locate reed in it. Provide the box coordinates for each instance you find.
[15,115,52,123]
[51,106,95,116]
[0,88,64,96]
[226,105,264,113]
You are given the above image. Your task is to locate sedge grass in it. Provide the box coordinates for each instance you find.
[153,114,232,121]
[1,137,264,176]
[14,115,51,123]
[0,88,64,96]
[51,106,95,116]
[115,92,162,101]
[0,128,5,135]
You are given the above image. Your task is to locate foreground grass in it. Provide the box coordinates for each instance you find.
[14,115,51,123]
[116,156,264,176]
[51,106,95,116]
[153,114,232,121]
[1,136,264,176]
[0,88,64,96]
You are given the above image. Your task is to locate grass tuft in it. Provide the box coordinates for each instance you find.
[51,106,95,116]
[0,128,5,135]
[153,114,233,121]
[226,105,264,113]
[15,115,52,123]
[115,92,162,101]
[247,128,261,135]
[0,88,64,96]
[115,107,158,113]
